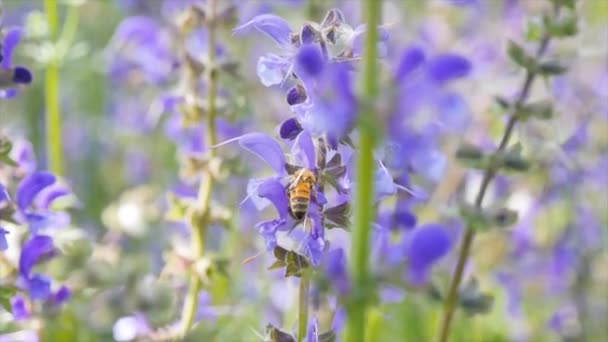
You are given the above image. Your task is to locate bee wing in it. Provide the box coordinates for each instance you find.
[285,162,301,175]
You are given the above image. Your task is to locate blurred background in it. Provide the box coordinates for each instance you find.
[0,0,606,341]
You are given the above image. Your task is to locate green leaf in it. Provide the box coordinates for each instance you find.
[500,143,532,172]
[324,202,351,229]
[268,260,286,271]
[0,155,18,167]
[319,330,337,342]
[550,0,576,10]
[525,21,543,41]
[266,324,296,342]
[458,278,494,316]
[273,246,289,261]
[460,205,491,232]
[544,15,578,37]
[494,96,511,110]
[507,40,536,70]
[455,143,488,170]
[489,207,519,227]
[285,250,309,278]
[537,61,568,75]
[0,285,17,312]
[460,205,518,231]
[517,100,554,121]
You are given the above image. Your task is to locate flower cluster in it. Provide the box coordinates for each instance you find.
[1,141,75,321]
[227,6,476,339]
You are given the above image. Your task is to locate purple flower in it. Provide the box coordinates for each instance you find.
[217,131,327,262]
[16,172,56,211]
[233,14,293,48]
[292,58,356,145]
[52,285,71,305]
[0,28,32,98]
[26,274,51,301]
[107,16,176,84]
[279,117,303,139]
[296,45,325,77]
[10,294,30,320]
[406,224,452,285]
[306,318,319,342]
[324,248,350,295]
[233,14,296,87]
[0,227,8,251]
[426,54,472,84]
[18,235,55,278]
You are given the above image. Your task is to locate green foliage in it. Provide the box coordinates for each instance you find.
[460,204,519,232]
[544,14,578,37]
[507,40,537,71]
[0,285,16,312]
[455,143,488,170]
[458,279,494,316]
[0,137,18,167]
[536,61,568,75]
[517,101,554,121]
[268,246,310,278]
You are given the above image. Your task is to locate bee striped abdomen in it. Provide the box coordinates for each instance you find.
[288,183,311,220]
[287,169,316,220]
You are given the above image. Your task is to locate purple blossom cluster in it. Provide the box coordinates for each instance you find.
[0,26,74,333]
[1,0,604,341]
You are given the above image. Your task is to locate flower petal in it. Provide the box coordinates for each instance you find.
[406,224,452,284]
[10,294,29,320]
[292,130,316,170]
[27,274,51,301]
[18,235,55,277]
[286,84,307,106]
[256,54,291,87]
[16,171,56,211]
[257,178,289,219]
[436,92,471,132]
[324,248,350,295]
[374,161,396,200]
[35,182,71,210]
[11,66,32,84]
[53,285,71,305]
[217,133,286,175]
[426,54,471,84]
[395,46,426,82]
[255,219,286,251]
[279,117,303,140]
[2,28,22,69]
[239,133,286,175]
[233,14,292,48]
[0,227,8,251]
[295,45,325,77]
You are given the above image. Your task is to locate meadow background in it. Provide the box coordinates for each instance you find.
[0,0,607,341]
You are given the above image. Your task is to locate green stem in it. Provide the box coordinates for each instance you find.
[179,0,218,336]
[347,0,380,341]
[44,0,62,175]
[297,271,310,342]
[436,30,555,342]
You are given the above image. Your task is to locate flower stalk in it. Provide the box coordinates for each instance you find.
[346,0,380,340]
[179,0,219,336]
[44,0,63,175]
[297,270,310,342]
[436,13,557,342]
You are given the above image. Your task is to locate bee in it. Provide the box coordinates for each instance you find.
[287,167,317,221]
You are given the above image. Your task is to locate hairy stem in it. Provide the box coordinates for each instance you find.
[297,271,310,342]
[346,0,380,340]
[436,29,555,342]
[179,0,218,336]
[44,0,62,175]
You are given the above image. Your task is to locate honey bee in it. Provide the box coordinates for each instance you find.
[287,167,316,220]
